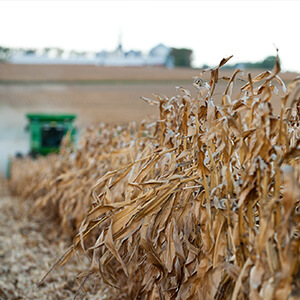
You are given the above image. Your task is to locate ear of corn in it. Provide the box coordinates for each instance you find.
[10,56,300,299]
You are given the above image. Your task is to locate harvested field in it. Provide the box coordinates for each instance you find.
[0,179,106,299]
[7,57,300,299]
[0,64,200,82]
[0,65,297,128]
[0,64,298,83]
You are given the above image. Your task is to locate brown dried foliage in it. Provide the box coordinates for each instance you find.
[10,122,141,236]
[10,56,300,299]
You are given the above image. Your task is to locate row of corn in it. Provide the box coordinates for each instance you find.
[10,56,300,299]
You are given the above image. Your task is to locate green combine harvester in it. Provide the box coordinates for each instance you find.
[6,113,77,179]
[26,113,77,156]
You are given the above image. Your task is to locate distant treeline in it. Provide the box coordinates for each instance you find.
[170,48,193,68]
[201,56,277,70]
[0,46,11,61]
[0,46,93,62]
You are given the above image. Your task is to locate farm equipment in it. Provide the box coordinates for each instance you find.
[6,113,77,179]
[26,113,77,156]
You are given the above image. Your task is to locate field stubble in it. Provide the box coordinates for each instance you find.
[0,179,105,299]
[0,64,298,127]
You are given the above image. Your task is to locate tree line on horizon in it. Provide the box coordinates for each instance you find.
[201,55,277,70]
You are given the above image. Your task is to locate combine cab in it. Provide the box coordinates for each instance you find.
[6,113,77,179]
[26,113,77,156]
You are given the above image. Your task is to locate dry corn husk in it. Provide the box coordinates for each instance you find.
[10,56,300,299]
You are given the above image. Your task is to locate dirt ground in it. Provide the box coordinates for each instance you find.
[0,64,298,82]
[1,64,297,127]
[0,179,105,300]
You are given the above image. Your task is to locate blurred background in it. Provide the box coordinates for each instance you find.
[0,0,299,174]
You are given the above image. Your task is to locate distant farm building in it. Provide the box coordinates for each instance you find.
[8,43,174,68]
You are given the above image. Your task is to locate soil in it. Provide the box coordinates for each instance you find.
[0,179,104,300]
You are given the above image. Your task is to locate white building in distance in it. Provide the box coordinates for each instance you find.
[8,43,174,68]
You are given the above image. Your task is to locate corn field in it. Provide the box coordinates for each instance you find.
[10,56,300,299]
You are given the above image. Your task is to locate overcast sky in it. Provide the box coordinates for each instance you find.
[0,0,299,71]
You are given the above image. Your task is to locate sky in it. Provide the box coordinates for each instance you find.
[0,0,299,72]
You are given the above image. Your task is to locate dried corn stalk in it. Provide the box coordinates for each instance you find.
[10,122,145,236]
[10,56,300,299]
